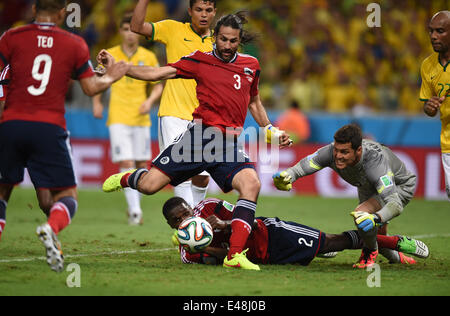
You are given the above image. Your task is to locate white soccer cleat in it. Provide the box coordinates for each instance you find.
[36,223,64,272]
[128,211,143,226]
[316,251,339,259]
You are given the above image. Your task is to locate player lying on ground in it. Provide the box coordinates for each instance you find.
[273,124,427,268]
[163,197,429,266]
[101,12,291,271]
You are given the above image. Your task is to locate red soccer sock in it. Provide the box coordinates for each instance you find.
[376,235,400,250]
[227,220,252,260]
[47,202,71,235]
[0,220,5,241]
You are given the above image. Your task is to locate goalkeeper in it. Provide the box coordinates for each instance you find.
[273,124,420,268]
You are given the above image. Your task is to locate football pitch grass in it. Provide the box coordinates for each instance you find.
[0,187,449,296]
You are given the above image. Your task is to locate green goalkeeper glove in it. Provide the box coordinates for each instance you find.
[272,171,293,191]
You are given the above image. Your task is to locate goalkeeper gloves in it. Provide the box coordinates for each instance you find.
[272,171,293,191]
[350,211,382,232]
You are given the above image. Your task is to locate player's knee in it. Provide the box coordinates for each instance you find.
[240,176,261,199]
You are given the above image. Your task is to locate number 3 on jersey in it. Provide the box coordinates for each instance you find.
[234,74,241,90]
[28,54,52,96]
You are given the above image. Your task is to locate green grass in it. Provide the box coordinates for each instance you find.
[0,187,449,296]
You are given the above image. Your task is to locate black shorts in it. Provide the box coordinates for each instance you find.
[0,120,76,189]
[259,217,325,266]
[152,123,255,193]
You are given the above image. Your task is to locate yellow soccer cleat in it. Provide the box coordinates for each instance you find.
[272,171,293,191]
[223,249,260,271]
[102,169,136,193]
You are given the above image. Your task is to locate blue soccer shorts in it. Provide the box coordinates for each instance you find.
[0,120,77,189]
[152,123,255,193]
[259,217,326,265]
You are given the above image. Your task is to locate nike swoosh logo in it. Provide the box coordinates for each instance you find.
[224,262,241,268]
[184,38,192,42]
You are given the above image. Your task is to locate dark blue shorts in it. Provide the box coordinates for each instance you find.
[0,120,76,189]
[259,217,325,265]
[152,123,255,193]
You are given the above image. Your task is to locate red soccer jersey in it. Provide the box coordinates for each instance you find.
[180,198,269,264]
[0,64,9,101]
[169,50,261,134]
[0,23,94,129]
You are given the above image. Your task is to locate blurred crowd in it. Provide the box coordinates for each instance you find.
[1,0,448,115]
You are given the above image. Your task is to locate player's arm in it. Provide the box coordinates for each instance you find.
[130,0,154,37]
[273,144,333,191]
[139,82,164,114]
[248,94,292,148]
[0,100,4,119]
[92,93,104,119]
[79,61,129,97]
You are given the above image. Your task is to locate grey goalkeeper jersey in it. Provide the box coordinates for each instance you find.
[286,139,417,208]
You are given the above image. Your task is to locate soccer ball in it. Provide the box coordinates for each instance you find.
[177,216,213,252]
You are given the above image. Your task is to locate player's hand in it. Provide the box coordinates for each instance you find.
[96,49,115,69]
[171,230,180,248]
[139,100,152,114]
[105,61,131,83]
[206,215,227,231]
[92,101,103,119]
[264,124,293,148]
[272,171,293,191]
[350,211,381,232]
[424,95,445,117]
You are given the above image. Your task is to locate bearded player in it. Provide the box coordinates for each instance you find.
[101,12,292,271]
[130,0,217,208]
[0,0,129,272]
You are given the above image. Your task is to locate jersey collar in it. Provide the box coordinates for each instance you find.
[189,23,212,43]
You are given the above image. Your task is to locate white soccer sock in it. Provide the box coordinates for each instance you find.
[174,180,194,208]
[191,184,208,208]
[121,168,142,216]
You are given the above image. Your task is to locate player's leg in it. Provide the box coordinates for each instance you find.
[223,168,260,270]
[36,189,54,216]
[191,173,209,207]
[110,124,145,225]
[0,185,13,241]
[443,153,450,201]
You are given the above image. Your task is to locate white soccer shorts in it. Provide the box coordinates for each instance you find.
[109,124,151,163]
[158,116,209,177]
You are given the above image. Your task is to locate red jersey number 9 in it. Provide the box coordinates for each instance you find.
[27,54,52,96]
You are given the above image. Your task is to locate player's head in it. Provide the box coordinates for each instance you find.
[162,197,194,229]
[333,124,363,170]
[33,0,67,25]
[119,14,140,47]
[213,12,255,62]
[429,11,450,54]
[188,0,217,33]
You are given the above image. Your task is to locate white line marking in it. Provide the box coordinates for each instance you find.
[0,247,176,264]
[1,233,449,264]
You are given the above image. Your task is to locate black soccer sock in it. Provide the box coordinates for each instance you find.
[127,168,148,190]
[343,230,363,249]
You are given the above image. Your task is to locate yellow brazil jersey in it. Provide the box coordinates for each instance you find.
[149,20,213,120]
[106,45,159,127]
[420,52,450,153]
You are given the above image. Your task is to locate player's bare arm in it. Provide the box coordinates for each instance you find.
[79,61,130,97]
[248,94,292,148]
[127,64,177,82]
[130,0,154,37]
[139,82,164,114]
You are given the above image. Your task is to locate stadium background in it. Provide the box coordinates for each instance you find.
[0,0,448,199]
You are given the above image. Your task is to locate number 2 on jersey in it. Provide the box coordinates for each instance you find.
[27,54,52,96]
